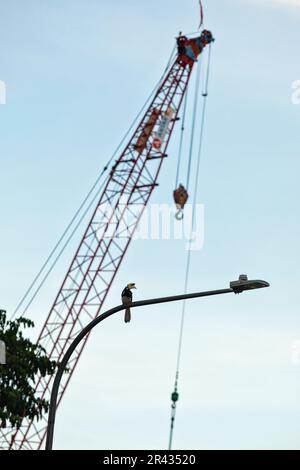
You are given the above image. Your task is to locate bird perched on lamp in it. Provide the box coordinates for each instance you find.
[121,283,136,323]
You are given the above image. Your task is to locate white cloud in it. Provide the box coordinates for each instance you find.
[249,0,300,7]
[277,0,300,4]
[261,0,300,6]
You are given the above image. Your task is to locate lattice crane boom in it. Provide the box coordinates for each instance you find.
[0,30,213,450]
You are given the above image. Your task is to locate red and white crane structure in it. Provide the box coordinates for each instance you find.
[0,28,214,450]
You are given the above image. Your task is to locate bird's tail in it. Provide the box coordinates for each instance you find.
[124,308,131,323]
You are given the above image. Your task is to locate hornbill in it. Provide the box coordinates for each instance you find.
[121,283,136,323]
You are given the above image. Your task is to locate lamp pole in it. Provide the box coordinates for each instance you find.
[45,276,269,450]
[0,309,6,365]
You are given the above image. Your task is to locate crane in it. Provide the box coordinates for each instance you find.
[0,29,214,450]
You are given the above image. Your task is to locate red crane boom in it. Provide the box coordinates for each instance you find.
[1,30,213,450]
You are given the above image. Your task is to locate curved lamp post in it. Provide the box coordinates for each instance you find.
[0,309,6,365]
[45,275,269,450]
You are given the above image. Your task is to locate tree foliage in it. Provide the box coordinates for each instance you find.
[0,309,58,429]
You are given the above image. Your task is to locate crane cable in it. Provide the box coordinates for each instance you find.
[10,46,177,321]
[186,60,202,191]
[169,43,212,450]
[175,87,189,189]
[174,58,201,221]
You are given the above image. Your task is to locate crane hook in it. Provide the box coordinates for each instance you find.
[175,209,184,220]
[173,184,189,221]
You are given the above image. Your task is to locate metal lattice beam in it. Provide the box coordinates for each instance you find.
[0,48,198,449]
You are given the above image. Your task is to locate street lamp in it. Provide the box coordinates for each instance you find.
[230,274,270,294]
[45,275,269,450]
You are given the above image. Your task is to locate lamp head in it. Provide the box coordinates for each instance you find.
[230,275,269,294]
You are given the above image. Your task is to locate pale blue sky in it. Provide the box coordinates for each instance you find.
[0,0,300,450]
